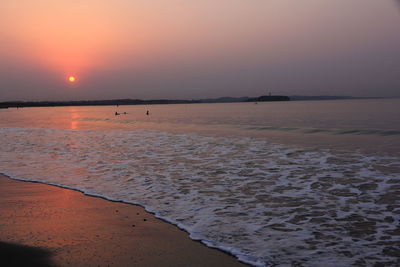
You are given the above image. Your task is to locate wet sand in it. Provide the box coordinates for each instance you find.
[0,175,246,266]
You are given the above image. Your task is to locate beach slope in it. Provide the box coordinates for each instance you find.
[0,175,246,266]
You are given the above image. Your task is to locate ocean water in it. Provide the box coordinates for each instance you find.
[0,99,399,266]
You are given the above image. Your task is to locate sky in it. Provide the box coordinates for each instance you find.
[1,0,400,101]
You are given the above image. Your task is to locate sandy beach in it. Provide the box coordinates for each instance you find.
[0,174,246,266]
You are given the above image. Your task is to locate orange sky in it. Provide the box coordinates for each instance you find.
[1,0,400,100]
[1,1,122,74]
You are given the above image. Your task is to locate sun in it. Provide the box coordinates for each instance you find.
[68,76,76,83]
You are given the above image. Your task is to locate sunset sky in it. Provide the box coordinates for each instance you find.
[1,0,400,101]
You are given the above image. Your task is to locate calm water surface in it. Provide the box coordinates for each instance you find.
[1,99,399,266]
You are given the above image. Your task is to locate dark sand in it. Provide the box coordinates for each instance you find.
[0,175,246,266]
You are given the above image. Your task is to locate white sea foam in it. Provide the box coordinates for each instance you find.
[0,127,399,266]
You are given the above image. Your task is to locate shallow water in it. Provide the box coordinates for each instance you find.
[1,99,399,266]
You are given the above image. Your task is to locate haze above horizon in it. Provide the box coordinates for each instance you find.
[1,0,400,101]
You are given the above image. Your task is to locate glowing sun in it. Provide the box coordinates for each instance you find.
[68,76,76,83]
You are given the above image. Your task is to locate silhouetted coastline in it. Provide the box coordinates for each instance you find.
[0,95,289,108]
[246,95,290,102]
[0,95,387,109]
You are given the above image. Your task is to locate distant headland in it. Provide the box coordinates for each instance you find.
[0,95,384,109]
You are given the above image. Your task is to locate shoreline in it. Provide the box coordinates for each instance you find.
[0,174,247,266]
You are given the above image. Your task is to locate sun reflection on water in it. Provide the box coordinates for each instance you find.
[69,108,80,130]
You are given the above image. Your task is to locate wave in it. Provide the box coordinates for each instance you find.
[246,126,400,136]
[1,127,399,266]
[77,116,400,136]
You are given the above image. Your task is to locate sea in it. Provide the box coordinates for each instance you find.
[0,99,399,266]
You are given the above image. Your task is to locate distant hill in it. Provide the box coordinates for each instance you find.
[197,96,250,103]
[0,95,289,108]
[246,95,290,102]
[0,99,196,108]
[1,95,385,109]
